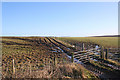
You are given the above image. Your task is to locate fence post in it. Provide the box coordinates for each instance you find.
[29,61,31,76]
[100,46,104,59]
[82,43,84,51]
[12,59,15,77]
[54,53,57,66]
[100,46,102,58]
[71,52,74,63]
[105,49,108,59]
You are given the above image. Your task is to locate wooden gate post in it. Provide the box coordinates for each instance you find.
[82,43,84,51]
[100,46,104,59]
[105,49,108,59]
[71,52,74,63]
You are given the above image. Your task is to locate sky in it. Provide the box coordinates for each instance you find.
[2,2,118,37]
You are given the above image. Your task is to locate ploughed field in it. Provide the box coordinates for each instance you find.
[1,37,97,79]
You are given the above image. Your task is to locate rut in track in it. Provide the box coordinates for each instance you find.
[46,38,102,77]
[45,37,70,53]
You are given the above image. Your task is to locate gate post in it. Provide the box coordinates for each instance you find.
[71,52,74,63]
[82,43,84,51]
[105,49,108,59]
[100,46,104,59]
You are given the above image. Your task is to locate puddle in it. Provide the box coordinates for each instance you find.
[57,47,64,52]
[95,45,100,50]
[94,52,100,55]
[67,54,71,59]
[90,58,98,61]
[67,48,70,50]
[107,64,120,70]
[107,64,113,67]
[66,54,83,64]
[93,59,98,61]
[52,51,57,52]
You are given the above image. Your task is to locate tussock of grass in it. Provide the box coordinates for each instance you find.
[76,63,97,78]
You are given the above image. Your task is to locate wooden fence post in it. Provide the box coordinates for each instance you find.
[82,43,84,51]
[105,49,108,59]
[54,53,57,66]
[12,59,15,77]
[29,61,31,76]
[71,52,74,63]
[100,46,102,58]
[100,46,104,59]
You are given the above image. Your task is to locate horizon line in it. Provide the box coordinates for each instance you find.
[0,34,119,37]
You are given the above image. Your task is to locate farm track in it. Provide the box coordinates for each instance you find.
[45,37,70,53]
[45,37,120,79]
[50,38,104,77]
[46,38,103,77]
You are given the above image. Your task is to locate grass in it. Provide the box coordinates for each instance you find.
[90,60,113,71]
[107,59,120,66]
[77,63,97,78]
[57,37,119,48]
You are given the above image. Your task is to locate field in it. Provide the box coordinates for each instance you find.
[1,36,120,79]
[1,37,97,79]
[57,37,119,48]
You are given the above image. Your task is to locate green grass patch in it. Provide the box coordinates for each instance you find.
[57,37,119,48]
